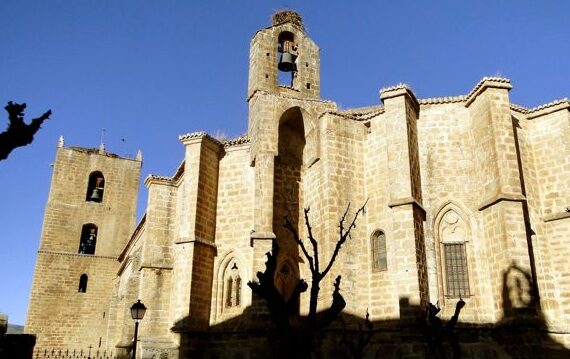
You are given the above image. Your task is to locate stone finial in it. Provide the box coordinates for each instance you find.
[98,142,105,154]
[136,149,143,161]
[272,10,305,31]
[57,135,64,148]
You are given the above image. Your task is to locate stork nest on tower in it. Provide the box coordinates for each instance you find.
[272,10,305,32]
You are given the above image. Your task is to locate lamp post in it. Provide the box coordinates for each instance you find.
[130,299,147,359]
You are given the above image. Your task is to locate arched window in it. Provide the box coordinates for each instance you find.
[224,262,242,309]
[437,208,471,298]
[78,274,88,293]
[86,171,105,203]
[78,224,97,255]
[371,230,387,271]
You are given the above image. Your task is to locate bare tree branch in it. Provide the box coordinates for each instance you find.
[284,215,315,273]
[304,207,319,274]
[322,199,368,279]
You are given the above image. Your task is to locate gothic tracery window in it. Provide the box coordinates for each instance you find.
[224,262,242,308]
[439,209,471,297]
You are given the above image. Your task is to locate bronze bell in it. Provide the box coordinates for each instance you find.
[90,188,101,201]
[278,52,296,72]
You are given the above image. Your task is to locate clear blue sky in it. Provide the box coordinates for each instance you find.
[1,1,568,325]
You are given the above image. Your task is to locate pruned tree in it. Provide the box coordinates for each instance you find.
[0,101,52,161]
[248,201,368,358]
[425,299,466,359]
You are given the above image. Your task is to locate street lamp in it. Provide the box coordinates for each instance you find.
[130,299,147,359]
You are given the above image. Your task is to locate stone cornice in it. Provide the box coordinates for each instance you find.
[37,250,117,260]
[144,174,176,188]
[419,95,466,105]
[526,99,570,119]
[319,106,385,121]
[464,77,512,107]
[379,84,420,111]
[247,88,336,105]
[179,131,224,148]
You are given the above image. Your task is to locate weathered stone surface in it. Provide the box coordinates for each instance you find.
[26,12,570,359]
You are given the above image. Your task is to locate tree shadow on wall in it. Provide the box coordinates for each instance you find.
[169,260,569,359]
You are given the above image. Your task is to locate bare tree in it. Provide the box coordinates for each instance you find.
[0,101,52,161]
[248,201,367,358]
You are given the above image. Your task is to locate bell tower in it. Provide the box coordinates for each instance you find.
[26,144,141,353]
[246,12,337,316]
[247,10,321,100]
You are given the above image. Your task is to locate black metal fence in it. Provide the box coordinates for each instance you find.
[33,349,118,359]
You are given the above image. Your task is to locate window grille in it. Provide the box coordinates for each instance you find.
[444,243,470,297]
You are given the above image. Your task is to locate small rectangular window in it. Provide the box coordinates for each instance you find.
[444,243,470,297]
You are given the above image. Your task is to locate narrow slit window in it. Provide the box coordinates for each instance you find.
[235,276,242,306]
[78,274,88,293]
[226,278,233,307]
[372,230,387,271]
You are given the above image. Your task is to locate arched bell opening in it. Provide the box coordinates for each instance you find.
[78,223,98,255]
[86,171,105,203]
[272,107,305,305]
[277,31,297,87]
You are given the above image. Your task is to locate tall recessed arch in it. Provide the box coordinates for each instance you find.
[273,107,306,267]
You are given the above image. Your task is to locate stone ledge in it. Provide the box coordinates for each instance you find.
[175,236,217,249]
[542,210,570,223]
[388,197,426,217]
[477,193,526,211]
[37,250,117,260]
[139,265,174,271]
[250,231,276,246]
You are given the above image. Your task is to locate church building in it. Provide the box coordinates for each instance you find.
[26,11,570,358]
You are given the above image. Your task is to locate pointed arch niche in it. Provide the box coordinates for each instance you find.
[434,202,474,301]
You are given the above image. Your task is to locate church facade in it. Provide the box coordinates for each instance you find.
[26,11,570,358]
